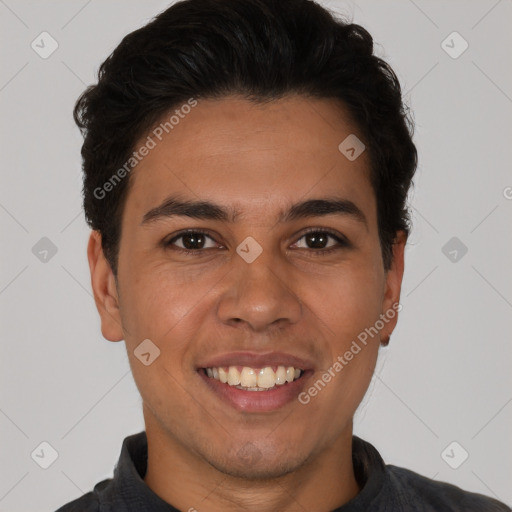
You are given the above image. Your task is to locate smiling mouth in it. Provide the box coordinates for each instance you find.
[200,365,304,391]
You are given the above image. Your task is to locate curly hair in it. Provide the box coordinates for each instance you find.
[74,0,417,275]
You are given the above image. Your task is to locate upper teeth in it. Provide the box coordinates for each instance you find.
[205,366,302,390]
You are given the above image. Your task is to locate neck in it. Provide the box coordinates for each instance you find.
[143,410,360,512]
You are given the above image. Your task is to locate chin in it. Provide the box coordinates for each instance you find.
[206,449,308,481]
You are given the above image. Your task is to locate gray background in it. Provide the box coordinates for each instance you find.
[1,0,511,510]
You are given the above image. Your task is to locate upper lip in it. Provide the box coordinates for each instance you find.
[197,351,315,371]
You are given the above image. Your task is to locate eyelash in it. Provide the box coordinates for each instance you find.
[164,228,350,256]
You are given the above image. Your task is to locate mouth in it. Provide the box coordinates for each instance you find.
[197,363,313,413]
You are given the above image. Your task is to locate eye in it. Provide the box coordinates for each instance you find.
[291,228,350,254]
[164,228,350,256]
[164,229,221,254]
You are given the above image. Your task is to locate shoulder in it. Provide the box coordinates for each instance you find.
[386,465,511,511]
[54,478,110,512]
[54,493,98,512]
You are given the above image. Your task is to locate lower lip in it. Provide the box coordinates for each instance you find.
[198,369,312,413]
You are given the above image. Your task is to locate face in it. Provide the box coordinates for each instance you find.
[89,95,405,480]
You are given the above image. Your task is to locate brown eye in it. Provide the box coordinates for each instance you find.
[303,231,330,249]
[292,229,349,252]
[165,230,219,252]
[178,232,207,250]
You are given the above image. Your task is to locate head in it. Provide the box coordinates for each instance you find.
[79,0,416,481]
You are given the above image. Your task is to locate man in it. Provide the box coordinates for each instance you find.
[56,0,510,510]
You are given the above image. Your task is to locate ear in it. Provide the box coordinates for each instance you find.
[87,230,124,342]
[380,230,407,345]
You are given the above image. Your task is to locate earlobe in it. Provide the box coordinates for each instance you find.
[380,230,407,345]
[380,333,391,347]
[87,230,125,342]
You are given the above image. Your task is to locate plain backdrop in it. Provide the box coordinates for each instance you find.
[1,0,511,510]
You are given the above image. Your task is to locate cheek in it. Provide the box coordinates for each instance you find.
[117,259,220,348]
[299,271,382,420]
[303,263,384,345]
[118,265,203,403]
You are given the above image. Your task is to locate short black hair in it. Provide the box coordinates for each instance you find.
[74,0,417,276]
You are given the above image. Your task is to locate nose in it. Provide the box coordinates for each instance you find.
[216,249,302,333]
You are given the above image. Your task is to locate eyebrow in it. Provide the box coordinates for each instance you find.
[141,195,368,230]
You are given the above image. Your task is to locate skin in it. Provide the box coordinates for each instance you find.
[88,95,406,511]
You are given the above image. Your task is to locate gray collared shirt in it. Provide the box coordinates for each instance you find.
[55,431,511,511]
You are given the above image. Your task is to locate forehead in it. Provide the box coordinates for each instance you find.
[125,95,375,225]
